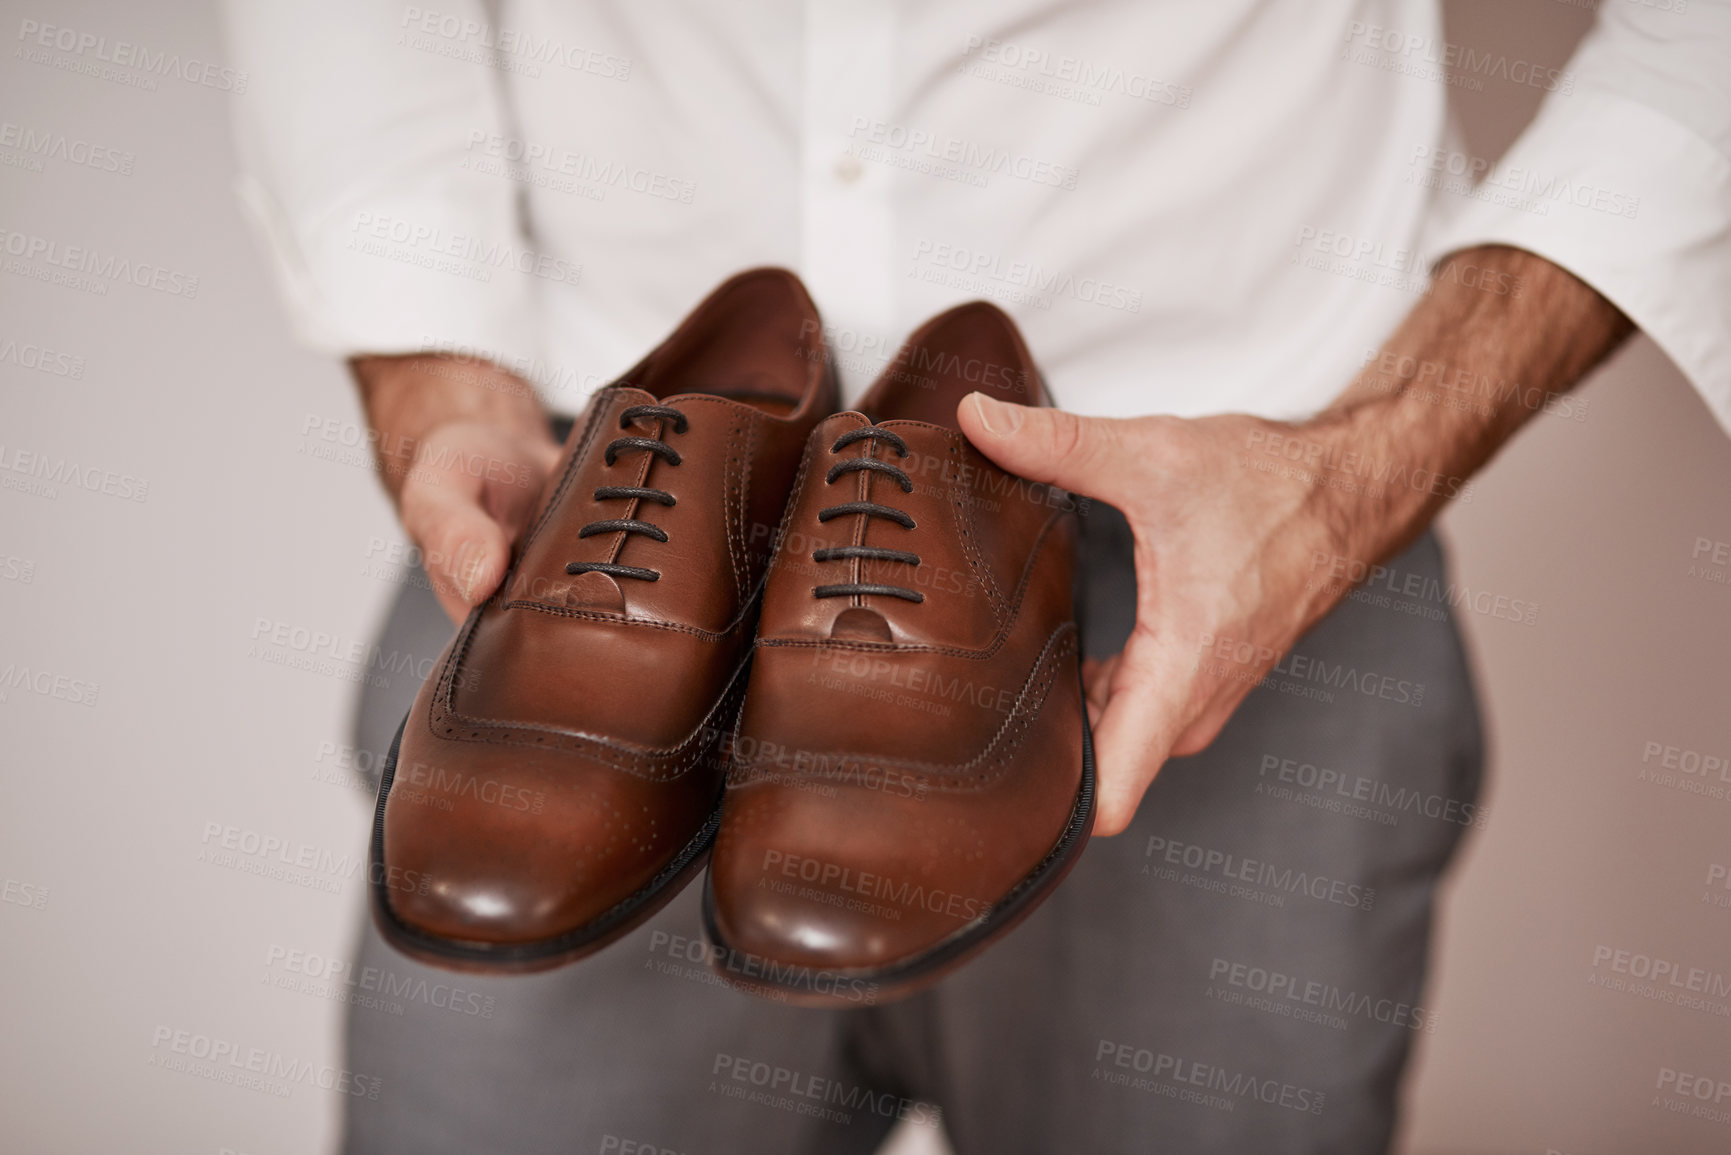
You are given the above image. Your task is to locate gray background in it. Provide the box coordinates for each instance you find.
[2,2,1728,1152]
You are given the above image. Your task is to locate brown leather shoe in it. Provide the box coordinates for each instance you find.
[369,268,837,973]
[703,301,1094,1005]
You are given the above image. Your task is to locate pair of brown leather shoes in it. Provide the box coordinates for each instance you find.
[369,269,1093,1005]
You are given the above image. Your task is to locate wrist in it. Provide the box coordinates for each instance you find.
[1289,398,1441,581]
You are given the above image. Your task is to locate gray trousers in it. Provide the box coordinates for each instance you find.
[341,504,1484,1155]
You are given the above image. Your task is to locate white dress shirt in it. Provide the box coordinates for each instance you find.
[222,0,1731,433]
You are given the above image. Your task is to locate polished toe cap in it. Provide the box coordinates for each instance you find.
[381,737,713,946]
[708,778,1003,972]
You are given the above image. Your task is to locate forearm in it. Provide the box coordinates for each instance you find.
[960,247,1635,830]
[1300,244,1633,573]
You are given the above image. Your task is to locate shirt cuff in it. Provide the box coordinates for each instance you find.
[234,171,548,374]
[1426,90,1731,437]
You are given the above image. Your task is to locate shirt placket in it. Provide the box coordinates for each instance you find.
[801,0,898,372]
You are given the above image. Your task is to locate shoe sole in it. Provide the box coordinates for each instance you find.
[700,679,1096,1007]
[367,713,722,976]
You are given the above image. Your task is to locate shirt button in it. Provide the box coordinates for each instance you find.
[834,155,864,184]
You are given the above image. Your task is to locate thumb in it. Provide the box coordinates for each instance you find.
[400,480,513,623]
[957,391,1123,501]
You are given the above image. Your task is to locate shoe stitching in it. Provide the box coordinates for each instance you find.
[947,435,1011,623]
[520,388,617,552]
[426,612,753,782]
[727,623,1078,793]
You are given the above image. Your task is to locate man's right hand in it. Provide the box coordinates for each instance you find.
[351,354,562,623]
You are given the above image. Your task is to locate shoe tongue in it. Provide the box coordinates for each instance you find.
[658,389,789,418]
[870,419,965,485]
[610,386,660,406]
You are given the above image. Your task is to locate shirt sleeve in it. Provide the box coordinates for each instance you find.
[1425,0,1731,436]
[221,0,543,367]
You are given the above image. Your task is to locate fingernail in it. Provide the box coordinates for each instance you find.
[970,392,1023,437]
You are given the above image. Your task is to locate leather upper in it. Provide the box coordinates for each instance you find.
[381,268,837,948]
[709,301,1087,972]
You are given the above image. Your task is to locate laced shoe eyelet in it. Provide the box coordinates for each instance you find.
[811,425,923,604]
[567,404,687,583]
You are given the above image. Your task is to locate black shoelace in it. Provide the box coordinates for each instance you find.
[813,426,924,604]
[566,404,687,583]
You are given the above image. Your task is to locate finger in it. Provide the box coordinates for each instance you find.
[957,392,1127,504]
[1088,632,1190,836]
[482,433,561,537]
[1082,653,1119,723]
[399,472,512,623]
